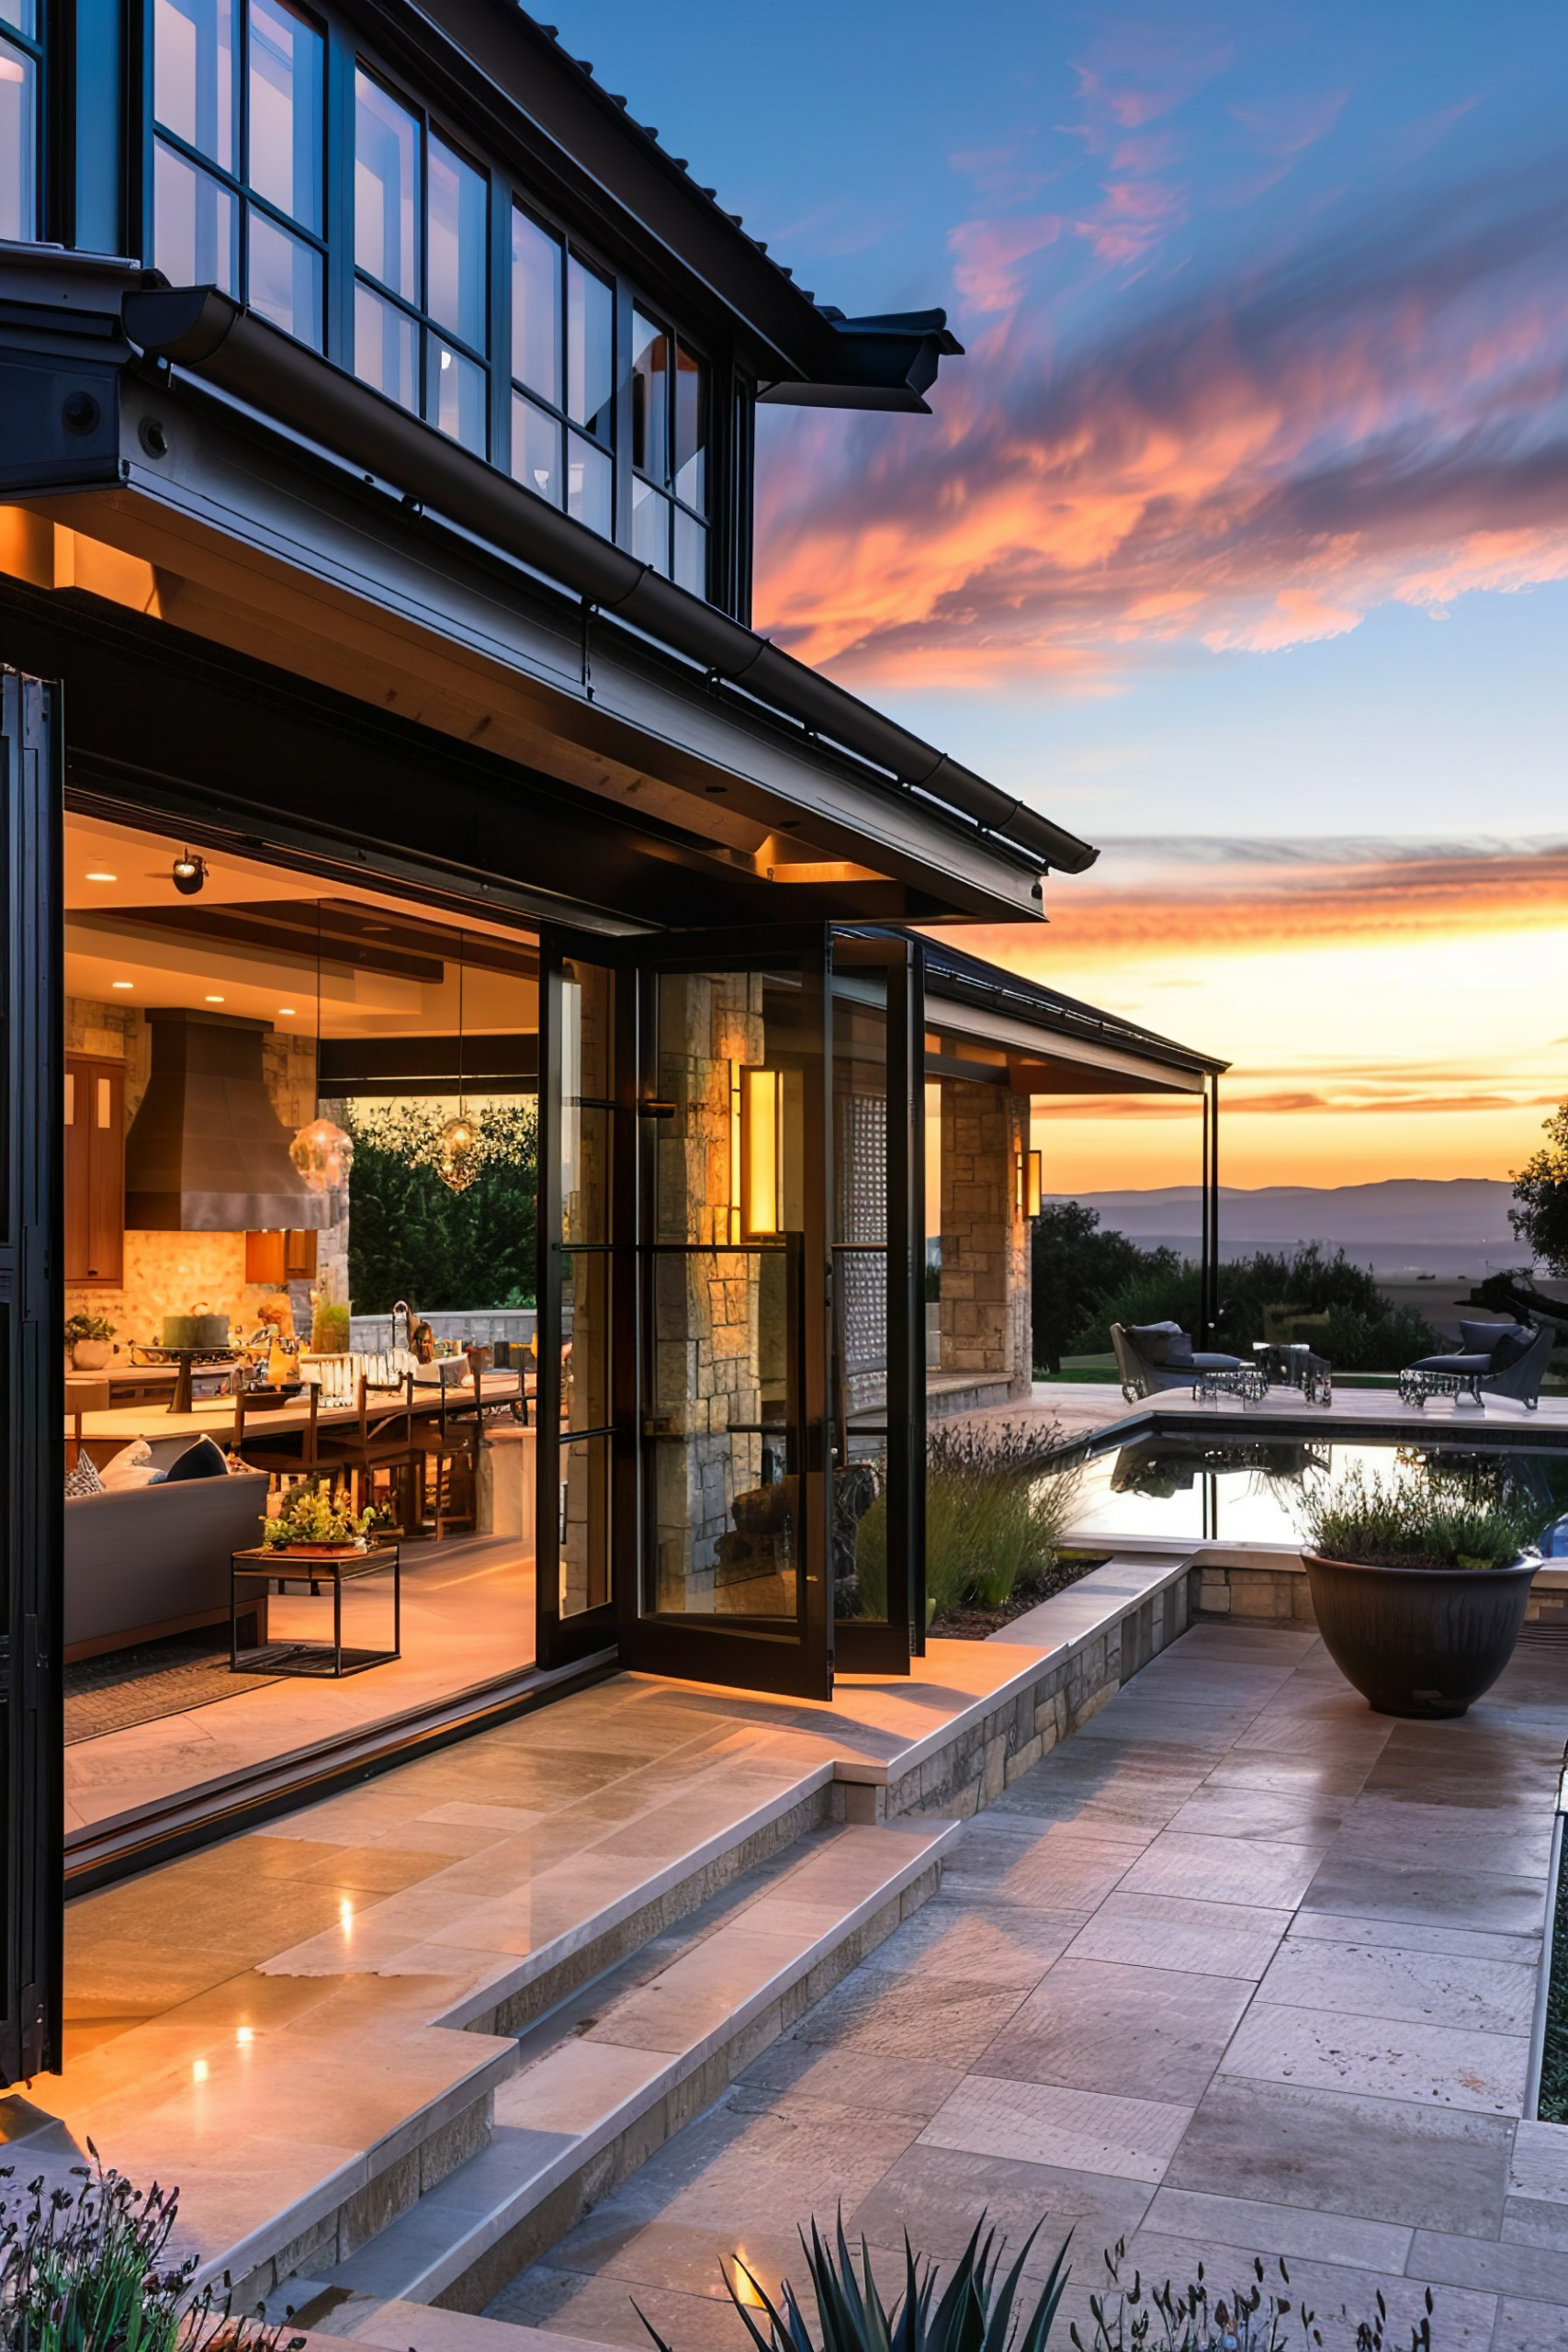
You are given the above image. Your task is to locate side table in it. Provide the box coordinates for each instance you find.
[1194,1365,1269,1406]
[1253,1342,1334,1406]
[231,1542,401,1676]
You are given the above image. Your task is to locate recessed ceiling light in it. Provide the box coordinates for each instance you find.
[85,869,118,882]
[205,993,225,1003]
[112,979,134,989]
[278,1004,297,1014]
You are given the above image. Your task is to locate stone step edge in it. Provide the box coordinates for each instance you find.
[285,1817,959,2324]
[219,1772,839,2312]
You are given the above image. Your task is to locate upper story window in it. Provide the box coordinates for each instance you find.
[354,70,489,457]
[152,0,326,349]
[510,205,615,538]
[630,311,708,594]
[0,3,41,242]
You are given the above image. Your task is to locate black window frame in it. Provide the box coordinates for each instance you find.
[628,305,710,597]
[350,56,493,460]
[0,0,46,244]
[132,0,740,608]
[143,0,331,354]
[507,198,619,543]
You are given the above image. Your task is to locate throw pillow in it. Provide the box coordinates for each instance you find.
[163,1435,231,1482]
[98,1439,161,1492]
[64,1451,104,1498]
[1459,1320,1510,1357]
[1488,1324,1536,1373]
[1127,1323,1172,1366]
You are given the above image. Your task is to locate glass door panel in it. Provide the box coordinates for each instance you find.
[626,944,831,1699]
[536,942,622,1668]
[831,935,923,1673]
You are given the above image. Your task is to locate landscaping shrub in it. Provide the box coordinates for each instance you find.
[1063,1243,1440,1374]
[637,2215,1438,2352]
[853,1424,1081,1619]
[0,2154,301,2352]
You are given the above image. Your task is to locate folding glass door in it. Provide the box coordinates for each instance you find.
[0,669,63,2085]
[535,925,924,1700]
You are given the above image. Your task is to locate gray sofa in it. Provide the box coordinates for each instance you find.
[64,1470,270,1660]
[1111,1319,1243,1401]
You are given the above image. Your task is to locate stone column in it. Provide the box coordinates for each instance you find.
[938,1080,1032,1397]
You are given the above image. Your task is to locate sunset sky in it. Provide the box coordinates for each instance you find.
[560,2,1568,1194]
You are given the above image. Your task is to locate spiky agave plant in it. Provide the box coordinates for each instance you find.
[637,2211,1073,2352]
[0,2151,303,2352]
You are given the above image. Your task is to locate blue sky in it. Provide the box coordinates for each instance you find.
[547,4,1568,1183]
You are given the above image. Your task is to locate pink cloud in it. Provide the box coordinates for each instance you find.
[947,214,1063,314]
[1227,91,1349,156]
[754,178,1568,681]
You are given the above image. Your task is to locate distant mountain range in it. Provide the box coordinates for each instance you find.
[1056,1179,1529,1277]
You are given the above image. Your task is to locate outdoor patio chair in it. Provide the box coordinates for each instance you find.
[1110,1320,1244,1402]
[1399,1319,1552,1411]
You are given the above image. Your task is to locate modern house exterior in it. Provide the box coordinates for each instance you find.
[0,0,1222,2091]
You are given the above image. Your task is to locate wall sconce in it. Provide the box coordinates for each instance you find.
[1016,1147,1043,1220]
[731,1063,784,1239]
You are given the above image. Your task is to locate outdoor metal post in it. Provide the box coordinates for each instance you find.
[1200,1085,1213,1350]
[1209,1074,1222,1347]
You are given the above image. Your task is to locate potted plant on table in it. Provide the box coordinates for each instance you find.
[1298,1460,1545,1718]
[260,1481,384,1556]
[63,1310,116,1370]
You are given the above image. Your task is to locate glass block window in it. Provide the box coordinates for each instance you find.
[354,67,490,457]
[509,204,616,539]
[0,4,41,243]
[151,0,326,350]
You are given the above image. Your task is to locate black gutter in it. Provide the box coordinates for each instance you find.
[120,286,1099,881]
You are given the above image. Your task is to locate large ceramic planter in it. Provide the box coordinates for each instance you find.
[1303,1549,1538,1719]
[72,1340,112,1370]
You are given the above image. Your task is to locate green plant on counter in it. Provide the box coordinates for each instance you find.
[853,1423,1082,1620]
[310,1299,352,1353]
[0,2152,302,2352]
[1297,1459,1546,1572]
[62,1312,116,1349]
[259,1481,384,1551]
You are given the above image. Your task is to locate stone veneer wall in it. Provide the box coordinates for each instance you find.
[64,994,344,1351]
[937,1077,1032,1397]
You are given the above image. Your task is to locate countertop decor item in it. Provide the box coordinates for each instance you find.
[162,1307,230,1351]
[64,1309,117,1369]
[1298,1460,1544,1717]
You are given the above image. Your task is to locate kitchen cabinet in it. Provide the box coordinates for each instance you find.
[243,1228,320,1284]
[64,1055,126,1286]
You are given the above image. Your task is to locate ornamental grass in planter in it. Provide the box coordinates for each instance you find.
[1297,1461,1545,1718]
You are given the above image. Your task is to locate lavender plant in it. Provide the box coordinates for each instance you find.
[0,2152,303,2352]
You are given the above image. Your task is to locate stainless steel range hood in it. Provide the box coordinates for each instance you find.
[124,1010,331,1232]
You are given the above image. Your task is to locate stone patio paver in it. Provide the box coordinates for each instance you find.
[487,1623,1567,2352]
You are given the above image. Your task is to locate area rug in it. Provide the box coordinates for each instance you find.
[64,1633,279,1745]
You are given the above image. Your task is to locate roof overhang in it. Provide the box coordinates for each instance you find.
[0,250,1093,929]
[914,935,1225,1098]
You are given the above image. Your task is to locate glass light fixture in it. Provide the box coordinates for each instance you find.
[290,901,354,1195]
[1016,1146,1043,1220]
[437,938,479,1193]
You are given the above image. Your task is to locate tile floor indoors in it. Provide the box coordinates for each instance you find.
[486,1624,1568,2352]
[64,1534,536,1837]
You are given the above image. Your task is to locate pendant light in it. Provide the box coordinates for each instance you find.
[290,902,355,1195]
[438,937,479,1193]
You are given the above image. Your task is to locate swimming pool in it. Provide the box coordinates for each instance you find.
[1064,1433,1568,1550]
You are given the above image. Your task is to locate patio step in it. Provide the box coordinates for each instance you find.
[279,1816,957,2324]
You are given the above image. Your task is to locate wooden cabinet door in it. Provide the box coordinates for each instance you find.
[63,1055,124,1286]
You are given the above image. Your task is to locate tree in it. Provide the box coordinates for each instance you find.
[341,1099,538,1313]
[1511,1102,1568,1275]
[1030,1200,1158,1372]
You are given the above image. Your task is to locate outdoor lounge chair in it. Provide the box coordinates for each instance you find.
[1110,1320,1244,1402]
[1399,1319,1552,1411]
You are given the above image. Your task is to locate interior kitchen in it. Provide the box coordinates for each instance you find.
[61,812,547,1860]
